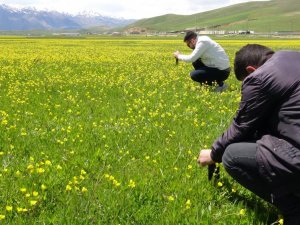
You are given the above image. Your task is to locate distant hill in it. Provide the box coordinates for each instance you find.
[0,4,135,31]
[125,0,300,32]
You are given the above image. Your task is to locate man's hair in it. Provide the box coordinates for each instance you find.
[234,44,274,81]
[184,31,197,42]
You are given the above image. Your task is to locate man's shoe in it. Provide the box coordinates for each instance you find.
[214,83,228,92]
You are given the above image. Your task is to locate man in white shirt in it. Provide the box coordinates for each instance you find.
[174,31,230,92]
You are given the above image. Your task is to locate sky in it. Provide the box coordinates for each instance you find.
[0,0,269,19]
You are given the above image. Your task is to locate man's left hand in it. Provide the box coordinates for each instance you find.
[197,149,215,167]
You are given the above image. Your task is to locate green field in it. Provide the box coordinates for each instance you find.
[0,37,299,224]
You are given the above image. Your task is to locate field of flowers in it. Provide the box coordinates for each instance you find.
[0,36,299,224]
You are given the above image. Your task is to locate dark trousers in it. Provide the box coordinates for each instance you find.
[190,59,230,86]
[222,143,300,225]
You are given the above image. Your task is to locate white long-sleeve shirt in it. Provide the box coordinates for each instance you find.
[178,36,230,70]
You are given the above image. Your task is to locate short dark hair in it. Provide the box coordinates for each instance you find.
[184,31,197,42]
[234,44,274,81]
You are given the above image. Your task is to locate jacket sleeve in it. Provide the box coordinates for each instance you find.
[210,73,276,162]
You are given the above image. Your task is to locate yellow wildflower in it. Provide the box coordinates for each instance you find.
[6,205,13,212]
[168,196,175,201]
[45,160,52,166]
[56,165,62,170]
[0,215,5,220]
[128,179,136,188]
[37,168,45,174]
[239,209,246,216]
[30,200,37,206]
[41,184,47,191]
[17,207,28,213]
[66,185,72,191]
[81,187,88,193]
[15,170,21,176]
[185,199,191,209]
[27,164,34,170]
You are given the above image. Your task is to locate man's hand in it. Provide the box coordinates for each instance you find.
[173,50,180,58]
[197,149,215,167]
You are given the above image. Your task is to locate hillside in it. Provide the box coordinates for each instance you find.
[125,0,300,32]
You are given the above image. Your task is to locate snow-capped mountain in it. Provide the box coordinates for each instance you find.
[0,4,135,31]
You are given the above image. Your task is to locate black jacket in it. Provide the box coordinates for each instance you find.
[211,51,300,187]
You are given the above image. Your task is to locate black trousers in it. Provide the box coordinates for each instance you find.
[222,142,300,225]
[190,59,230,86]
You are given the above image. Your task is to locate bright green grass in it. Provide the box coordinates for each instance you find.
[0,37,299,224]
[127,0,300,32]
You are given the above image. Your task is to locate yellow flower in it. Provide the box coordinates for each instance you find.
[45,160,52,166]
[185,199,191,209]
[6,205,13,212]
[168,196,175,201]
[217,182,223,187]
[81,169,87,175]
[187,165,192,170]
[56,165,62,170]
[0,215,5,220]
[27,164,34,170]
[20,187,27,193]
[33,191,39,197]
[17,207,22,213]
[0,152,4,156]
[17,207,28,213]
[37,168,45,174]
[41,184,47,191]
[239,209,246,216]
[113,180,121,187]
[128,179,136,188]
[81,187,88,193]
[30,200,37,206]
[15,170,21,176]
[279,219,284,225]
[66,185,72,191]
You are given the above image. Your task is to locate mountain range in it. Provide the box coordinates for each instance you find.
[0,4,135,31]
[1,0,300,33]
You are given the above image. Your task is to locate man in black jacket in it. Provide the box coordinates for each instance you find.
[197,44,300,225]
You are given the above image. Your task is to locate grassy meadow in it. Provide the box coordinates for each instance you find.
[0,36,300,224]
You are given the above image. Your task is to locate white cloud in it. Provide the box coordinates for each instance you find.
[0,0,270,19]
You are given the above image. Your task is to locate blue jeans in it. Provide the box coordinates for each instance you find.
[190,59,230,86]
[222,142,300,225]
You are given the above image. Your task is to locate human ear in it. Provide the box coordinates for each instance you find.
[245,66,257,74]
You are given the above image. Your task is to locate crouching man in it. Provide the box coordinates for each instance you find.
[198,44,300,225]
